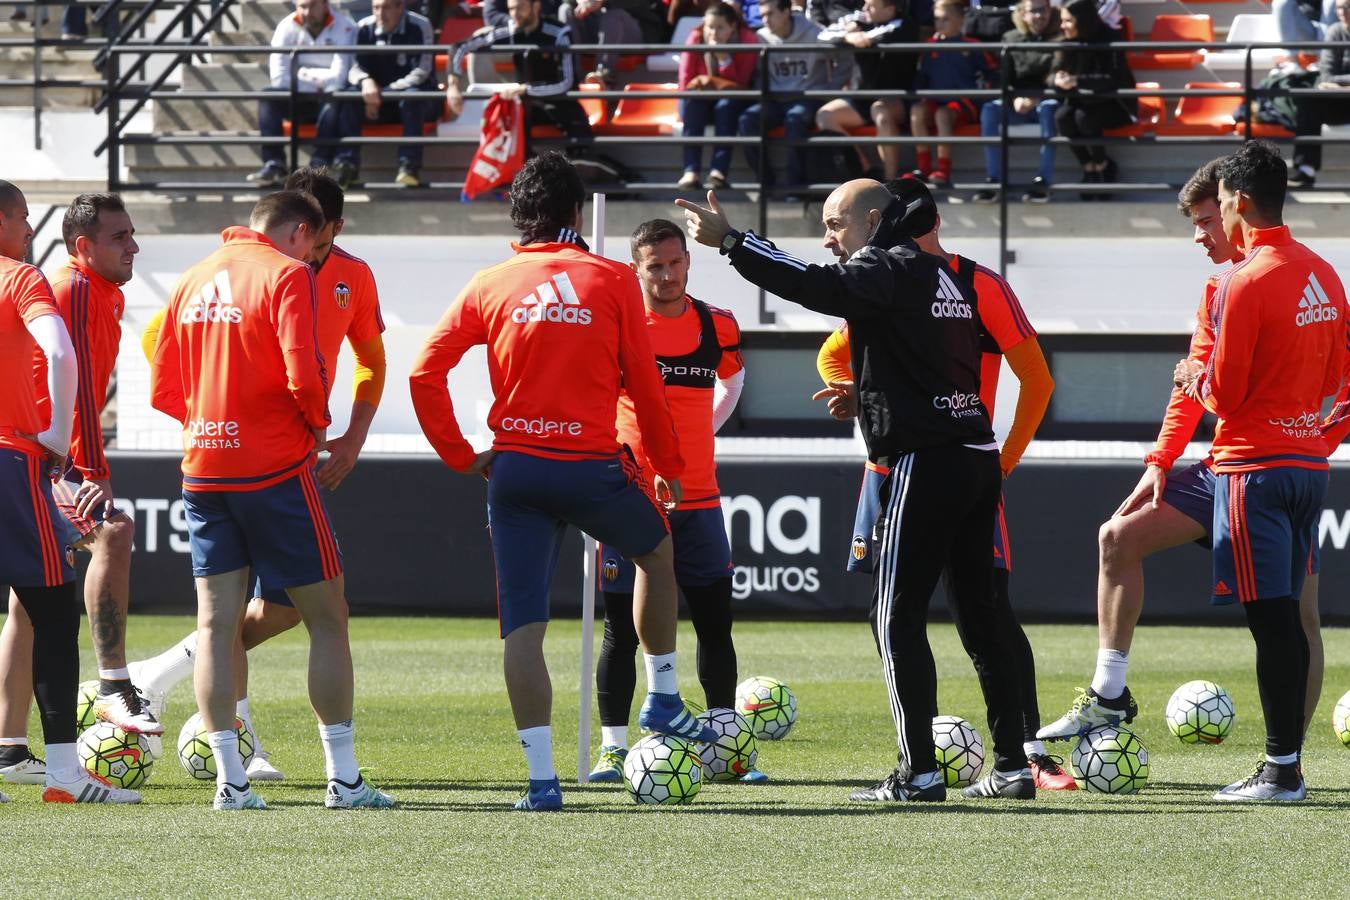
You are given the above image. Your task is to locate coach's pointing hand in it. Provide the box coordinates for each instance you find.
[812,380,858,420]
[675,191,733,248]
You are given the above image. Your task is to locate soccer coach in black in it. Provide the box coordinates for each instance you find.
[677,180,1032,803]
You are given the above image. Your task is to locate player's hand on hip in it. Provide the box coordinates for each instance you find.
[674,191,732,248]
[310,427,329,454]
[1173,357,1203,390]
[22,430,68,479]
[317,432,363,491]
[74,477,114,520]
[811,380,857,420]
[1114,464,1166,517]
[654,474,682,511]
[467,448,497,480]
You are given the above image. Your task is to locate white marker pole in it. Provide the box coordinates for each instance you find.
[577,192,605,784]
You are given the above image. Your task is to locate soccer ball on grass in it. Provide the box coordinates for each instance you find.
[735,676,797,740]
[694,707,758,782]
[623,733,702,805]
[1071,724,1149,794]
[78,722,153,789]
[1165,680,1235,744]
[931,715,985,788]
[177,712,256,781]
[1333,689,1350,748]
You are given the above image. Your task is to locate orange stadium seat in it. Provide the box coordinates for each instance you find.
[1103,82,1165,136]
[282,117,440,139]
[529,82,609,137]
[1157,81,1240,135]
[1127,14,1212,70]
[599,82,680,136]
[435,16,487,72]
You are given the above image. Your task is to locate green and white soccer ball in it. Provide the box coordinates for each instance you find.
[176,712,256,781]
[1333,690,1350,748]
[695,707,758,782]
[932,715,985,788]
[623,733,702,805]
[1071,724,1149,794]
[75,680,100,730]
[1165,680,1235,744]
[735,676,797,741]
[78,722,153,789]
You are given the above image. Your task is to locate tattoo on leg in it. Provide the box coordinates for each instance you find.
[91,590,125,668]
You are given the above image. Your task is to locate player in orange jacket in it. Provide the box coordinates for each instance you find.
[410,152,714,810]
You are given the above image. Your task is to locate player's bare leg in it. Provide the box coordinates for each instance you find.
[286,575,391,808]
[242,598,303,650]
[1039,499,1205,741]
[194,568,263,809]
[0,594,41,783]
[1299,573,1323,735]
[233,597,301,781]
[631,536,717,744]
[503,621,551,728]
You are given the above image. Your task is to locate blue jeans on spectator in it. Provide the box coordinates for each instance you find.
[680,96,746,176]
[61,2,119,38]
[339,87,429,169]
[1273,0,1335,40]
[739,99,822,187]
[259,90,352,169]
[981,98,1059,184]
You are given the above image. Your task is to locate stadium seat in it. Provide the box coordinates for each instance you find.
[529,82,609,137]
[1103,82,1165,136]
[1118,15,1133,41]
[1127,14,1212,70]
[1204,14,1300,74]
[435,16,488,73]
[599,82,680,135]
[1156,81,1240,135]
[282,117,440,139]
[648,16,704,73]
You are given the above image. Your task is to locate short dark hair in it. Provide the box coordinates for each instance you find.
[757,0,790,12]
[712,0,748,26]
[62,193,128,253]
[1216,140,1286,223]
[0,180,23,216]
[509,151,585,243]
[250,190,324,234]
[285,167,344,223]
[1178,157,1223,217]
[630,219,686,259]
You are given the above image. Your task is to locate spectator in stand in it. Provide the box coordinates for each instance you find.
[248,0,359,188]
[483,0,560,27]
[677,3,760,190]
[740,0,850,197]
[1051,0,1120,36]
[1290,0,1350,188]
[1275,0,1339,41]
[1049,0,1135,199]
[667,0,764,28]
[909,0,995,189]
[973,0,1061,203]
[559,0,670,81]
[450,0,633,183]
[60,2,120,40]
[815,0,920,182]
[346,0,434,188]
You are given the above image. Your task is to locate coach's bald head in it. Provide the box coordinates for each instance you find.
[821,179,893,261]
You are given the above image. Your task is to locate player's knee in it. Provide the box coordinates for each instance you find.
[99,515,135,554]
[1098,516,1135,564]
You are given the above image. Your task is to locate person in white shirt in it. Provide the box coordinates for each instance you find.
[248,0,360,187]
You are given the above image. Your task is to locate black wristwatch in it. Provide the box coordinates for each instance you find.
[719,229,742,256]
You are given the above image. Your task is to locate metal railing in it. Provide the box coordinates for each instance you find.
[0,0,236,148]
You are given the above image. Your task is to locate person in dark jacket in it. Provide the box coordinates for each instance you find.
[1049,0,1136,198]
[1290,0,1350,188]
[559,0,670,79]
[973,0,1062,203]
[676,180,1031,804]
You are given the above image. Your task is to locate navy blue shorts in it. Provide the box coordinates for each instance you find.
[1211,467,1325,605]
[598,506,732,594]
[50,471,130,545]
[487,450,669,636]
[848,462,1010,574]
[250,577,294,608]
[1161,460,1217,548]
[182,467,343,590]
[0,448,76,588]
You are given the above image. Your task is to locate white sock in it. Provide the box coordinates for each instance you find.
[208,729,247,787]
[236,698,263,755]
[133,631,198,694]
[643,652,678,694]
[45,743,81,781]
[1266,752,1298,766]
[319,720,358,784]
[600,725,628,749]
[1090,649,1129,700]
[517,725,555,781]
[98,667,130,681]
[0,737,27,747]
[1023,740,1046,758]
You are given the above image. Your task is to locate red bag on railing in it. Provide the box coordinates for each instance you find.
[461,94,526,201]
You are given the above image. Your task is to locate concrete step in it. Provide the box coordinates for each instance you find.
[209,29,274,64]
[181,61,268,91]
[124,134,475,177]
[152,92,258,130]
[235,0,288,35]
[0,84,100,106]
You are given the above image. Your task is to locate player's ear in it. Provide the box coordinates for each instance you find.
[332,218,345,238]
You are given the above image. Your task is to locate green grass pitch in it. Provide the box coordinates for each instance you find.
[3,616,1348,897]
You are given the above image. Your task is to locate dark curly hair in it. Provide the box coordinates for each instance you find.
[1216,140,1286,224]
[285,167,345,223]
[510,151,586,242]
